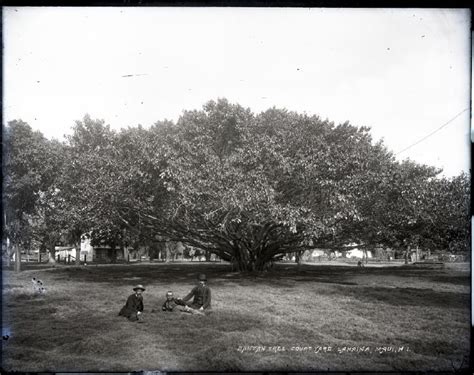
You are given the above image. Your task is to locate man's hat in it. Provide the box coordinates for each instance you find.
[166,291,173,296]
[198,273,207,281]
[133,284,146,291]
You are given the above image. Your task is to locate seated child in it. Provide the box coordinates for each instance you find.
[162,291,186,312]
[161,290,205,315]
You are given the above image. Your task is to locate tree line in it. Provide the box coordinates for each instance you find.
[3,99,470,272]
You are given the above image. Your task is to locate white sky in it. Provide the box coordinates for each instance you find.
[3,7,471,177]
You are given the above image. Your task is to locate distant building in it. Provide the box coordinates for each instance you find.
[55,246,77,261]
[346,248,373,259]
[80,237,131,262]
[311,249,326,257]
[336,243,374,259]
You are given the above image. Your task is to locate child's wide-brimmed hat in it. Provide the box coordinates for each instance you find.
[198,274,207,281]
[133,284,146,291]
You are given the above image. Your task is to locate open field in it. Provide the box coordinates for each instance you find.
[1,262,470,372]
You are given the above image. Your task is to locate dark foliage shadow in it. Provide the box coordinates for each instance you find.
[39,262,469,295]
[318,285,470,309]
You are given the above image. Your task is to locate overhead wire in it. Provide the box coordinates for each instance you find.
[395,107,470,155]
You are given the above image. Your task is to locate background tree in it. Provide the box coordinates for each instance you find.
[139,99,421,271]
[62,117,174,260]
[111,122,174,255]
[4,100,469,272]
[28,139,67,264]
[3,121,58,271]
[423,173,470,257]
[61,115,123,262]
[337,159,443,263]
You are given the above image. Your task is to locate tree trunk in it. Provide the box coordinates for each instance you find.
[110,244,117,263]
[14,244,21,272]
[75,241,81,265]
[404,246,410,265]
[232,246,273,273]
[295,251,302,264]
[151,248,155,261]
[48,242,56,264]
[234,251,248,272]
[48,249,56,263]
[5,242,11,268]
[165,242,171,262]
[4,214,9,267]
[230,256,237,271]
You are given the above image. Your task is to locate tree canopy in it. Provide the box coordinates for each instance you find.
[3,99,470,271]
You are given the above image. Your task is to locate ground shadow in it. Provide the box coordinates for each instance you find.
[317,284,470,309]
[30,262,470,291]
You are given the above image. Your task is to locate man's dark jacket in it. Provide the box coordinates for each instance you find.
[119,293,144,320]
[182,285,211,309]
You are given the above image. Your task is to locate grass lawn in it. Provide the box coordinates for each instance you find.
[1,262,470,372]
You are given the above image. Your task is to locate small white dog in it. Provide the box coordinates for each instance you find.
[31,277,46,294]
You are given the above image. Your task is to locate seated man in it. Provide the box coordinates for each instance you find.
[119,284,145,322]
[162,291,186,312]
[181,273,211,313]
